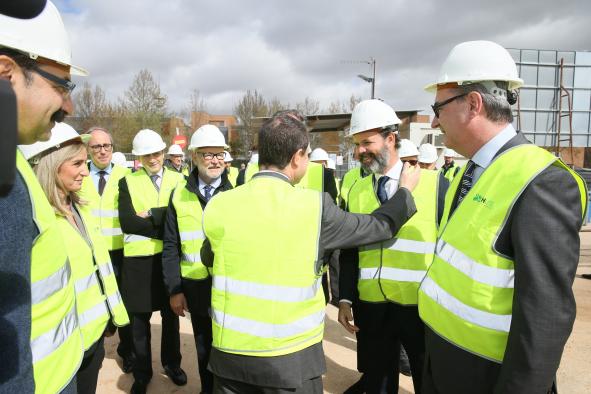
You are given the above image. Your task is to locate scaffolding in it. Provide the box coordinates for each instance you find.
[555,58,575,167]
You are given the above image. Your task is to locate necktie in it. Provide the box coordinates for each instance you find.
[456,160,476,205]
[150,174,160,192]
[98,170,107,196]
[203,185,213,202]
[376,175,390,204]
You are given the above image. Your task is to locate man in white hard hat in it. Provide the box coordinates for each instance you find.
[338,99,448,394]
[164,144,189,176]
[418,40,587,394]
[223,151,239,187]
[200,110,420,393]
[162,124,233,394]
[418,143,439,170]
[398,139,420,164]
[118,129,186,393]
[77,126,135,373]
[0,2,86,393]
[440,148,460,180]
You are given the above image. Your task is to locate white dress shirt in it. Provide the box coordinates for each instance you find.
[198,175,222,197]
[89,161,112,191]
[379,159,403,199]
[470,124,517,184]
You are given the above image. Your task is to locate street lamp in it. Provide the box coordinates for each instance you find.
[356,57,376,99]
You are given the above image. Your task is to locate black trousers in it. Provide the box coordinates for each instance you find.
[355,302,425,394]
[131,303,181,382]
[108,249,134,358]
[76,336,105,394]
[213,374,323,394]
[183,280,214,393]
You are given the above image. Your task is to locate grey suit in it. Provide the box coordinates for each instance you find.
[201,171,417,392]
[422,133,586,394]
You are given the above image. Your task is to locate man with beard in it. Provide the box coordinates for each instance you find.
[338,99,448,394]
[162,125,232,394]
[0,2,86,393]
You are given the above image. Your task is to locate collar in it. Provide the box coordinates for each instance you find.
[89,161,113,175]
[383,159,403,180]
[471,124,516,170]
[144,167,163,178]
[198,175,222,190]
[254,170,291,183]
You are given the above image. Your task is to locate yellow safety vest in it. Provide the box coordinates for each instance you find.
[227,167,239,187]
[79,164,130,251]
[245,161,323,192]
[57,204,129,350]
[441,164,459,182]
[348,169,439,304]
[339,167,364,208]
[418,145,588,362]
[171,185,210,280]
[123,168,183,257]
[17,150,84,394]
[204,175,325,356]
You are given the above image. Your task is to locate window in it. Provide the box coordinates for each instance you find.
[508,49,520,63]
[538,66,557,87]
[536,111,554,132]
[519,111,535,132]
[573,113,590,132]
[562,67,574,87]
[540,50,556,64]
[520,65,538,85]
[575,51,591,66]
[573,90,591,111]
[574,67,591,89]
[558,51,575,65]
[519,89,536,109]
[522,50,539,63]
[537,90,556,110]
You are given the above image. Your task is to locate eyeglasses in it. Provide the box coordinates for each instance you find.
[401,159,418,166]
[199,152,225,160]
[89,143,113,153]
[431,93,467,118]
[32,66,76,98]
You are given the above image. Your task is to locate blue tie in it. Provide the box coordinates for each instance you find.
[457,160,476,205]
[203,185,213,202]
[377,175,390,204]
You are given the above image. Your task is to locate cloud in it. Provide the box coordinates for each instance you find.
[55,0,591,116]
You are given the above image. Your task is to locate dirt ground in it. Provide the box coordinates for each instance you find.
[97,231,591,393]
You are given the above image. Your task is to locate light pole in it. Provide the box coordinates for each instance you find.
[357,57,376,99]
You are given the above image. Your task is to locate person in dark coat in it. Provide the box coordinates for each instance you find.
[162,125,232,394]
[118,129,186,394]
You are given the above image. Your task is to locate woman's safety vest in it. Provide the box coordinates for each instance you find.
[418,145,588,362]
[79,164,130,251]
[17,150,84,394]
[348,169,439,304]
[171,185,209,280]
[204,175,325,357]
[57,204,129,350]
[123,169,183,257]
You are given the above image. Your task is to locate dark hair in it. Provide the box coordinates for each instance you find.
[0,47,36,84]
[381,125,401,149]
[456,82,513,123]
[259,111,309,169]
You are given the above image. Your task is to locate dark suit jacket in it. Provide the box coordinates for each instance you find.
[423,133,585,394]
[162,168,232,316]
[200,171,417,389]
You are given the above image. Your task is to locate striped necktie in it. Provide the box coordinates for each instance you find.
[456,160,476,205]
[150,174,160,192]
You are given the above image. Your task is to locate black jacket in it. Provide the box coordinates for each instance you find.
[422,133,584,394]
[162,168,233,316]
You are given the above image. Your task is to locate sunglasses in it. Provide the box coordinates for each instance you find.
[401,159,418,166]
[431,93,467,118]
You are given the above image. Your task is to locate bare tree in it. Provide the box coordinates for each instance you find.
[72,82,109,131]
[295,96,320,116]
[123,69,167,116]
[267,96,287,116]
[233,90,268,155]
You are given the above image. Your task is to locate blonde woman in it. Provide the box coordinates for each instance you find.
[21,122,129,394]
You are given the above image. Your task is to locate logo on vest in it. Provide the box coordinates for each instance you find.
[472,193,494,208]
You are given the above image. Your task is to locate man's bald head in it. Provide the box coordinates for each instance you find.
[87,127,113,169]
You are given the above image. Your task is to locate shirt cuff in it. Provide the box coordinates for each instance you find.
[339,299,353,305]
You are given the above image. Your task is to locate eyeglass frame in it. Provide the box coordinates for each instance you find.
[198,152,225,161]
[88,143,113,153]
[32,66,76,97]
[431,93,468,118]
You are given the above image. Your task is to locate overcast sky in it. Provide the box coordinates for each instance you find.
[55,0,590,119]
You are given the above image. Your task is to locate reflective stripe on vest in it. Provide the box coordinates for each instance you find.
[418,144,588,362]
[204,175,325,357]
[172,185,210,280]
[123,168,182,257]
[348,169,439,304]
[79,164,130,251]
[17,150,83,394]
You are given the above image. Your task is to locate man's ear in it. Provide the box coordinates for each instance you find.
[466,91,484,118]
[0,56,18,81]
[290,148,306,168]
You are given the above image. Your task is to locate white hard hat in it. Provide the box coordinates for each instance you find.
[349,99,401,136]
[111,152,127,166]
[309,147,329,162]
[398,139,419,158]
[425,40,523,92]
[443,148,457,157]
[224,151,233,162]
[418,143,438,164]
[0,1,88,76]
[167,144,184,156]
[188,124,228,150]
[249,153,259,164]
[132,129,166,156]
[19,122,88,160]
[327,158,336,170]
